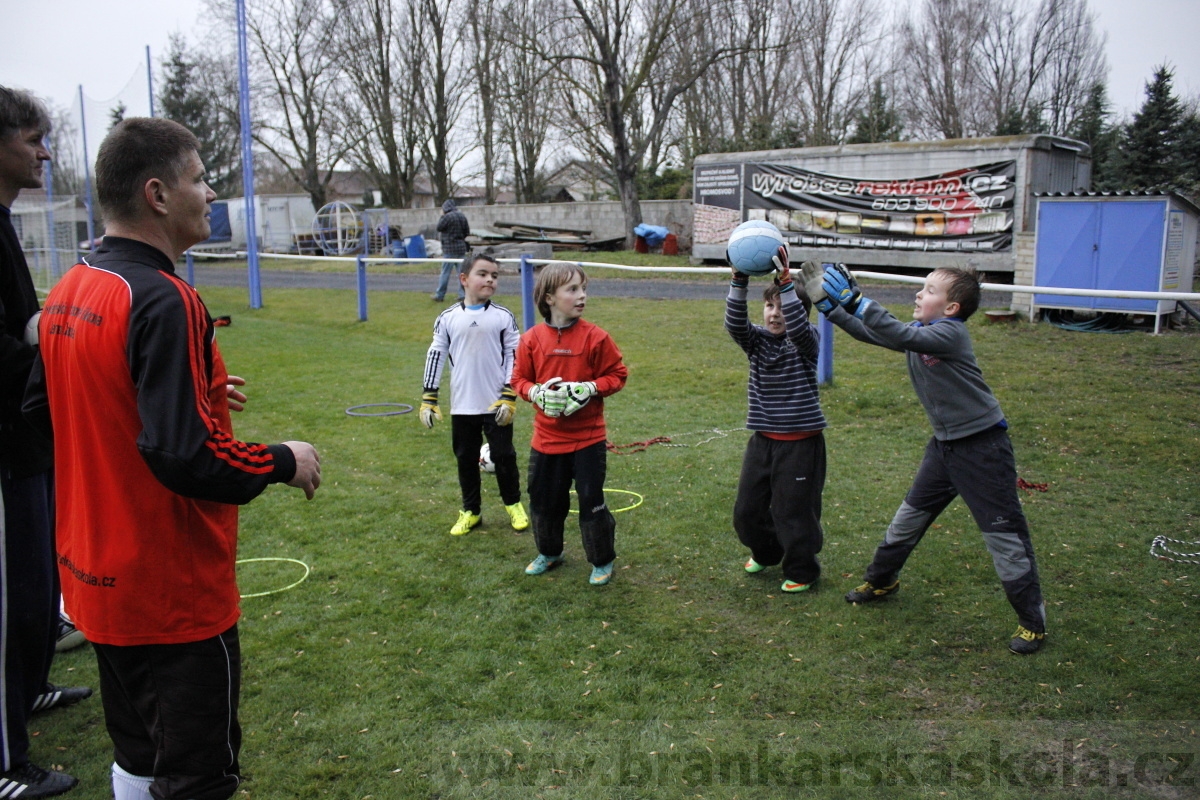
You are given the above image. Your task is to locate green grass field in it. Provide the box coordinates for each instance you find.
[35,281,1199,799]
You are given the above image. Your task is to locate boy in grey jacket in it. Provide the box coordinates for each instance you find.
[804,262,1046,655]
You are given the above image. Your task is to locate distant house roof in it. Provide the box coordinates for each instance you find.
[543,160,615,201]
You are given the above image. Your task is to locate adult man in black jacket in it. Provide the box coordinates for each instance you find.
[0,84,88,799]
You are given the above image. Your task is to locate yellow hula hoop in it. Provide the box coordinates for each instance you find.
[567,488,644,515]
[236,557,311,599]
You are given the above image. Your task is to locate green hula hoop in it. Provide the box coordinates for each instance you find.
[567,488,644,515]
[236,557,311,598]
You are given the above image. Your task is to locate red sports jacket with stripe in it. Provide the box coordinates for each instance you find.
[26,237,297,645]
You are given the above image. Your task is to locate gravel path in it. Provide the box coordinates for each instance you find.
[190,265,1012,306]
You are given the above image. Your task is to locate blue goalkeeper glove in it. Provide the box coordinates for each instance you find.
[529,378,567,417]
[561,381,597,417]
[419,389,442,429]
[822,263,869,316]
[800,260,837,313]
[489,384,518,426]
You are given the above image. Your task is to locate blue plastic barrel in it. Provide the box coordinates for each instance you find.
[406,233,426,258]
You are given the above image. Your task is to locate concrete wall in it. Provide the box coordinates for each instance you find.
[1011,231,1035,316]
[385,199,694,250]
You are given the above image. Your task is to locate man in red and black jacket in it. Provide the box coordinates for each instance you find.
[24,118,321,800]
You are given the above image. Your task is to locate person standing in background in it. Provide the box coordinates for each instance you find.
[432,198,470,302]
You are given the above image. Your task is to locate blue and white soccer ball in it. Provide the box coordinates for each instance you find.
[726,220,788,275]
[479,443,495,473]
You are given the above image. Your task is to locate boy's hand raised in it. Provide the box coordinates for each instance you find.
[771,245,791,284]
[801,261,836,314]
[823,263,864,315]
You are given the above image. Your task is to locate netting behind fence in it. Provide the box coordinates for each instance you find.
[11,197,80,296]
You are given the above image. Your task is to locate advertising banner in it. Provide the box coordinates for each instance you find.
[742,161,1017,252]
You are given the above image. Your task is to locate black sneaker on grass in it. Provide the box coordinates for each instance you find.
[1009,625,1045,655]
[844,579,900,604]
[31,683,92,714]
[0,762,78,797]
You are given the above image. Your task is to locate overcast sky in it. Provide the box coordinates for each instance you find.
[2,0,1197,124]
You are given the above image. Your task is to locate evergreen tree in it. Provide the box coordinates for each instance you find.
[158,34,242,198]
[849,80,903,144]
[1069,82,1119,190]
[109,101,127,128]
[1114,66,1184,190]
[1175,101,1200,199]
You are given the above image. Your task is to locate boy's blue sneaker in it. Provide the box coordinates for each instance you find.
[744,557,765,574]
[525,554,564,575]
[589,561,614,586]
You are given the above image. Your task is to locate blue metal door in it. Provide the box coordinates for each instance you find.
[1094,201,1164,312]
[1035,201,1099,309]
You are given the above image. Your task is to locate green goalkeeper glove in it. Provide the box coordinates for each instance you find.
[800,261,836,314]
[490,384,518,426]
[561,381,597,417]
[529,377,567,417]
[419,389,442,429]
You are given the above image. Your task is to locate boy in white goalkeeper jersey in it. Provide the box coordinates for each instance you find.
[420,254,530,536]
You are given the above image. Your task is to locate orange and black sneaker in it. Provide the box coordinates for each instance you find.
[844,579,900,604]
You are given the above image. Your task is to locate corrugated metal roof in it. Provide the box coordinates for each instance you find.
[1033,189,1200,215]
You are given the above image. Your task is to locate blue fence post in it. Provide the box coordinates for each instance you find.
[186,251,195,287]
[520,254,535,331]
[817,313,834,385]
[356,255,368,322]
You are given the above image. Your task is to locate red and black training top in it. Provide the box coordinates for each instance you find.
[25,236,297,646]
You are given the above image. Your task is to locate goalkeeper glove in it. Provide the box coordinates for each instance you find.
[490,384,518,426]
[419,389,442,429]
[729,261,749,289]
[800,260,836,314]
[561,381,597,417]
[771,245,792,289]
[529,377,567,417]
[822,263,865,315]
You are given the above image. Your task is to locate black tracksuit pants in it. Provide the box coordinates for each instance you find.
[862,426,1045,633]
[527,441,615,567]
[734,432,826,585]
[451,414,522,514]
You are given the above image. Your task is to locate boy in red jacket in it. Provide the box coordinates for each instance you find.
[511,263,628,585]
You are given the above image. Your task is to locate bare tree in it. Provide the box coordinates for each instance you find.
[46,104,84,199]
[466,0,504,203]
[333,0,427,207]
[522,0,747,244]
[414,0,471,202]
[901,0,985,139]
[794,0,878,146]
[244,0,352,210]
[676,0,803,159]
[496,0,559,202]
[1036,0,1108,136]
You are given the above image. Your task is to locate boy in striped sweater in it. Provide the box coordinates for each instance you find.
[725,250,827,593]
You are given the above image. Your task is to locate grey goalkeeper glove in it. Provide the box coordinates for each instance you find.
[529,378,567,417]
[561,381,597,417]
[800,261,836,314]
